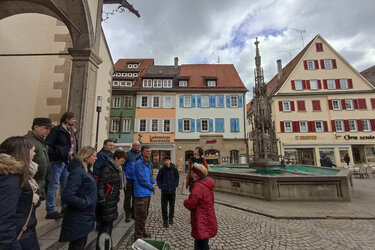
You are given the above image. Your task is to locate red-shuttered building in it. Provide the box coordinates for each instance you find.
[265,34,375,166]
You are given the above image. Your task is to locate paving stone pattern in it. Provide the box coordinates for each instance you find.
[120,185,375,250]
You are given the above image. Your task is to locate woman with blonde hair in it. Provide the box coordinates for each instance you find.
[59,146,97,250]
[184,163,217,250]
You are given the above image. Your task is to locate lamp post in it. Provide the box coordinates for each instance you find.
[95,96,103,149]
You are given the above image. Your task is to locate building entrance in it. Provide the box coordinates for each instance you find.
[352,146,362,163]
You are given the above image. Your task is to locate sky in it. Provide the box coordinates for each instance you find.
[102,0,375,102]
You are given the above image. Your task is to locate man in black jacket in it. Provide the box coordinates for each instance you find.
[156,156,179,227]
[45,112,78,219]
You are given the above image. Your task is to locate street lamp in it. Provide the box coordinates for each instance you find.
[95,96,103,149]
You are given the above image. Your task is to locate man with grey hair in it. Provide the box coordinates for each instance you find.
[123,141,141,222]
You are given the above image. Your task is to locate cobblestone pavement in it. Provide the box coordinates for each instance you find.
[120,186,375,250]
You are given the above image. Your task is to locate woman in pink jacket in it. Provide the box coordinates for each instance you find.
[184,163,217,250]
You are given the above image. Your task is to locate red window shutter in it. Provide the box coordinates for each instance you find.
[279,101,283,111]
[371,98,375,109]
[306,80,311,90]
[291,80,295,90]
[328,100,333,110]
[335,79,340,89]
[371,119,375,131]
[348,79,353,89]
[318,80,322,89]
[320,60,325,69]
[293,121,300,132]
[315,60,319,69]
[344,120,350,132]
[304,60,308,70]
[302,80,306,90]
[323,80,328,89]
[358,99,367,109]
[309,121,316,132]
[280,121,285,132]
[341,99,346,110]
[357,120,363,131]
[332,59,337,69]
[291,101,295,111]
[313,100,321,111]
[353,99,359,109]
[297,101,306,111]
[331,120,336,132]
[316,43,323,52]
[324,121,328,132]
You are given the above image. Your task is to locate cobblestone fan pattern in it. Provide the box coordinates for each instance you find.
[120,189,375,250]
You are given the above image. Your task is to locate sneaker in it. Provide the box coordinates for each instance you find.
[45,211,62,220]
[169,219,174,225]
[163,221,169,228]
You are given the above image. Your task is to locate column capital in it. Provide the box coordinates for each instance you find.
[68,48,103,67]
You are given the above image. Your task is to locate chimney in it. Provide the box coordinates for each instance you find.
[277,59,282,80]
[174,57,179,68]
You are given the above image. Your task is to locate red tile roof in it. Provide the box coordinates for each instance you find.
[114,59,154,90]
[361,65,375,87]
[179,64,248,92]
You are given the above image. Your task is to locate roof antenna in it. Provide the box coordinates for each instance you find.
[292,28,306,48]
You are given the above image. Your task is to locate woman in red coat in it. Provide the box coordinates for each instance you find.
[184,163,217,250]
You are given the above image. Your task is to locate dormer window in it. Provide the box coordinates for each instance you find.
[179,80,188,87]
[122,73,126,77]
[207,80,216,87]
[143,79,152,88]
[128,64,139,69]
[163,79,172,88]
[153,79,162,88]
[133,73,138,77]
[120,81,132,87]
[116,73,121,76]
[113,81,119,86]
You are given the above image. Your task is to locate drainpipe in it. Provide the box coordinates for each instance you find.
[243,92,249,162]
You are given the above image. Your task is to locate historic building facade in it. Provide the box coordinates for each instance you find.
[265,35,375,166]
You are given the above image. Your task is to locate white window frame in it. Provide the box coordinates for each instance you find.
[128,64,133,68]
[141,96,148,107]
[324,59,333,70]
[327,79,336,89]
[282,101,291,112]
[124,96,132,108]
[122,119,131,132]
[295,80,303,90]
[207,80,216,87]
[183,119,190,132]
[116,73,121,76]
[133,64,138,68]
[143,79,152,88]
[179,80,188,87]
[201,96,209,108]
[163,79,172,88]
[345,99,354,110]
[110,118,119,132]
[309,80,318,90]
[332,100,341,110]
[153,96,160,108]
[112,96,121,108]
[300,121,308,132]
[284,121,293,133]
[340,79,348,89]
[163,119,171,132]
[139,119,147,132]
[133,73,138,77]
[230,96,238,107]
[307,60,316,70]
[183,96,192,108]
[113,81,119,86]
[362,119,371,132]
[349,120,357,132]
[153,79,162,88]
[335,120,344,132]
[315,121,324,133]
[201,119,209,132]
[164,96,172,108]
[122,73,127,77]
[151,119,159,132]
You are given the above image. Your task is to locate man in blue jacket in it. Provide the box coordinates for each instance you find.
[123,141,141,222]
[93,139,115,176]
[133,145,156,241]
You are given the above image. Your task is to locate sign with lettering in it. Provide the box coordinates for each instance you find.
[150,136,170,143]
[295,136,317,140]
[206,139,217,144]
[344,134,375,141]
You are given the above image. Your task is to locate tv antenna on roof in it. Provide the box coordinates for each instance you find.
[292,28,306,48]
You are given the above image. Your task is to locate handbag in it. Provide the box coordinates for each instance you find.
[17,204,34,240]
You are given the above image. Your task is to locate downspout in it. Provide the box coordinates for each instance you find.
[243,92,249,160]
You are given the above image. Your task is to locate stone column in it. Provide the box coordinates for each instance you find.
[314,147,321,166]
[348,146,354,165]
[334,147,341,167]
[68,48,103,146]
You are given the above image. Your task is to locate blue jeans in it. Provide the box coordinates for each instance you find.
[46,161,69,213]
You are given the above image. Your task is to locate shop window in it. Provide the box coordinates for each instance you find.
[335,120,345,132]
[284,150,297,165]
[284,121,293,132]
[139,119,147,132]
[205,149,220,165]
[230,150,239,164]
[300,121,308,132]
[345,99,354,110]
[319,149,335,165]
[349,120,357,132]
[365,147,375,163]
[315,121,324,132]
[339,149,349,164]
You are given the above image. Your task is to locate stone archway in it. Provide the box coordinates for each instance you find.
[0,0,104,145]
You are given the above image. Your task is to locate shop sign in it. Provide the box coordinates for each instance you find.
[150,136,170,142]
[206,139,217,144]
[295,136,317,140]
[344,134,375,141]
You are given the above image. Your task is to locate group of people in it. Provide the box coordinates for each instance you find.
[0,111,218,250]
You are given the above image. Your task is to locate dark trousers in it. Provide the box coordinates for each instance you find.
[134,196,151,241]
[68,236,88,250]
[194,239,209,250]
[96,222,113,250]
[123,179,134,218]
[161,191,175,222]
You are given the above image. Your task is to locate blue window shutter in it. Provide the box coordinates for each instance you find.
[178,119,183,132]
[209,119,214,132]
[238,95,243,108]
[197,95,201,108]
[179,95,184,108]
[230,118,235,132]
[235,118,240,132]
[192,95,196,108]
[219,95,224,108]
[197,119,201,132]
[216,118,224,132]
[191,119,195,132]
[209,95,216,107]
[226,95,231,108]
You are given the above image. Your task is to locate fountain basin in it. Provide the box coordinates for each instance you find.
[209,165,351,201]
